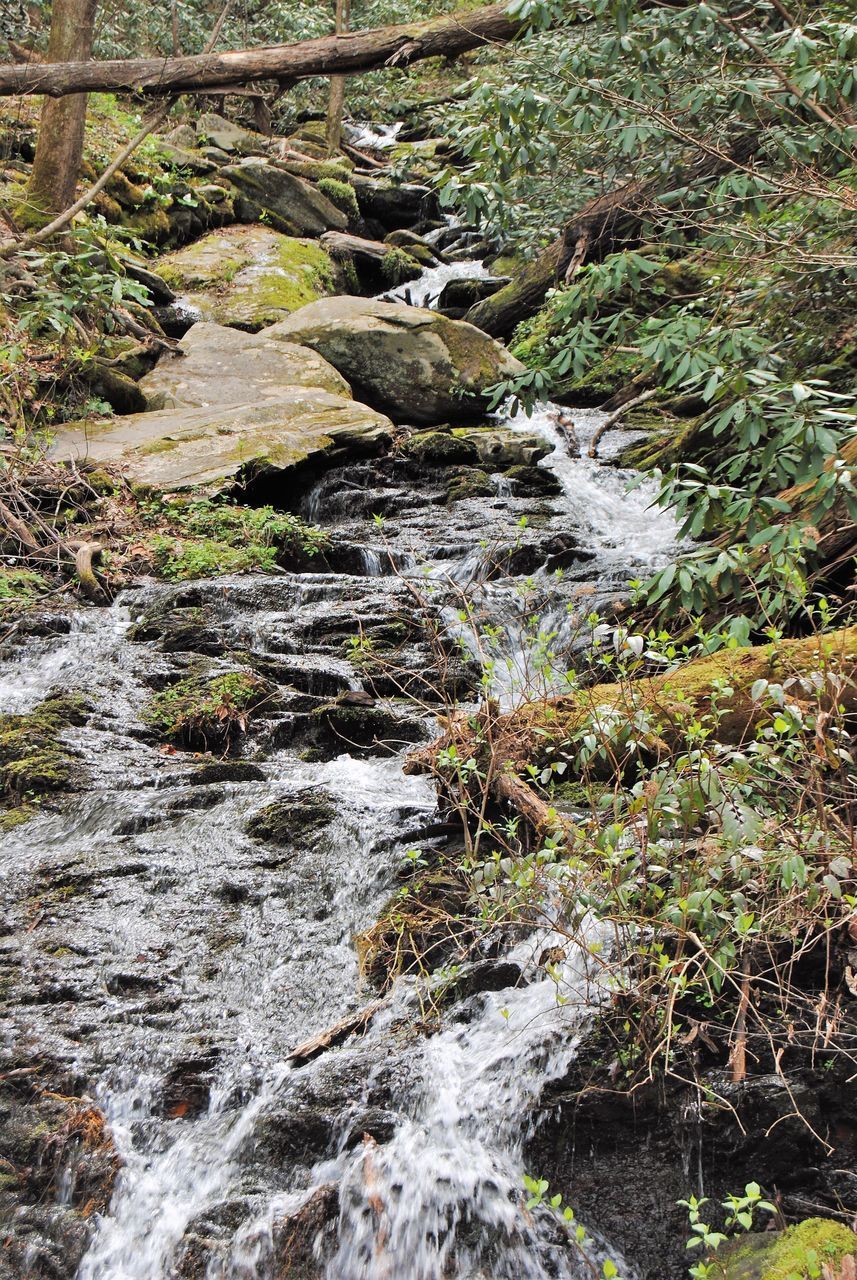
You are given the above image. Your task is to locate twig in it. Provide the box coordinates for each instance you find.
[588,388,659,458]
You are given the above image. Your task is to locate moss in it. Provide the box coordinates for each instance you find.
[317,159,354,179]
[138,498,329,581]
[144,670,272,750]
[356,870,473,989]
[123,206,171,243]
[0,693,91,802]
[0,804,36,831]
[446,467,494,502]
[316,177,359,220]
[380,248,423,286]
[105,170,148,209]
[403,430,479,466]
[245,789,336,846]
[0,569,50,620]
[720,1219,857,1279]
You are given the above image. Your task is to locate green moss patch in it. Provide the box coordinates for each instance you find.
[720,1218,857,1279]
[144,670,273,751]
[0,569,50,620]
[138,498,330,581]
[0,693,91,807]
[317,178,359,220]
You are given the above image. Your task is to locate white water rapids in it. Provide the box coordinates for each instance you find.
[1,245,678,1280]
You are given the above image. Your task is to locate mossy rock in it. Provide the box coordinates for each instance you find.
[504,464,562,496]
[144,670,274,751]
[446,467,494,502]
[156,225,337,330]
[0,693,91,801]
[316,178,359,221]
[245,789,336,847]
[719,1219,857,1279]
[403,430,479,467]
[356,870,473,988]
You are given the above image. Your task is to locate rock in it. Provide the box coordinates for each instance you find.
[163,124,198,150]
[266,297,525,426]
[49,391,394,493]
[449,425,551,467]
[139,321,351,410]
[155,225,337,331]
[196,112,267,156]
[385,228,445,263]
[437,275,510,314]
[352,175,438,229]
[221,159,347,237]
[402,430,479,466]
[718,1220,857,1279]
[246,789,336,846]
[153,142,217,175]
[320,230,422,293]
[121,259,176,305]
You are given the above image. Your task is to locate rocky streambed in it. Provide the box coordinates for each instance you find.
[0,321,685,1280]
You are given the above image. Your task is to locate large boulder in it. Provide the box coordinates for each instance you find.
[265,297,525,425]
[156,225,338,331]
[49,393,393,492]
[222,159,348,237]
[139,321,350,410]
[351,175,438,230]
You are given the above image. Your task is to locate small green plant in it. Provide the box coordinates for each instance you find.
[144,671,272,750]
[680,1184,776,1278]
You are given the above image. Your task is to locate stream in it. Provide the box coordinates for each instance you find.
[1,240,678,1279]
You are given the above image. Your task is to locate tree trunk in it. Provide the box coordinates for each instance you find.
[464,138,759,339]
[0,4,530,98]
[325,0,350,156]
[26,0,98,220]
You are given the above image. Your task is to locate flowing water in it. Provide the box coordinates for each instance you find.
[1,244,678,1280]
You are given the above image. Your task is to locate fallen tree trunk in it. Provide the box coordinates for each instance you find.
[465,138,759,340]
[0,4,529,98]
[407,627,857,829]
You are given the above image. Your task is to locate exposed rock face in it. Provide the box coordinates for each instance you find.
[139,321,351,410]
[266,296,525,425]
[156,225,338,331]
[49,393,393,492]
[222,159,348,237]
[351,175,438,229]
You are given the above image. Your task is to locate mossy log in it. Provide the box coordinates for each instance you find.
[466,137,758,340]
[407,628,857,832]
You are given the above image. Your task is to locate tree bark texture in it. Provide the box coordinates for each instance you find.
[465,137,760,339]
[325,0,350,156]
[0,4,527,98]
[26,0,98,216]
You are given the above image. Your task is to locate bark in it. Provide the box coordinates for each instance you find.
[325,0,350,156]
[407,627,857,829]
[465,137,759,339]
[0,4,528,98]
[26,0,98,218]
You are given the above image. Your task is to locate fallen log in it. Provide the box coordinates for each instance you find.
[465,138,759,340]
[407,627,857,831]
[0,4,531,99]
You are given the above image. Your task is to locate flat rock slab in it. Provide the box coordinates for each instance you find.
[266,296,525,426]
[138,321,351,410]
[50,393,393,492]
[157,225,337,331]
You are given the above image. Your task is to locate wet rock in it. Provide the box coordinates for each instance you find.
[155,225,339,331]
[246,788,336,847]
[188,760,266,785]
[48,389,393,493]
[223,159,347,237]
[403,429,479,466]
[450,425,551,467]
[436,275,510,315]
[504,463,562,496]
[352,175,438,229]
[0,692,91,806]
[320,230,423,294]
[266,297,525,425]
[139,320,350,411]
